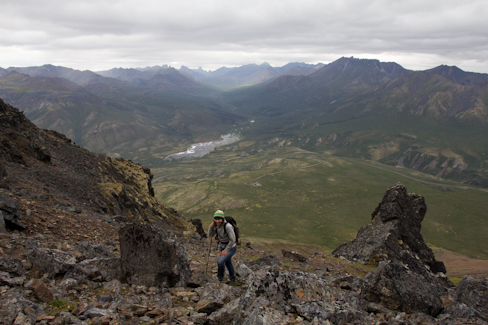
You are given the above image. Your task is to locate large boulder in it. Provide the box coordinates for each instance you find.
[0,291,41,325]
[333,183,446,273]
[0,194,26,231]
[233,270,364,324]
[0,256,25,277]
[119,223,192,288]
[74,241,116,261]
[189,218,207,239]
[27,246,77,278]
[195,282,242,314]
[360,250,449,316]
[453,276,488,319]
[0,256,26,286]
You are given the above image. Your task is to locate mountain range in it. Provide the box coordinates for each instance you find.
[1,57,487,186]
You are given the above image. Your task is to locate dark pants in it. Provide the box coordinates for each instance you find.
[217,245,236,281]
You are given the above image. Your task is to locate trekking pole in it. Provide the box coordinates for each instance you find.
[205,236,213,275]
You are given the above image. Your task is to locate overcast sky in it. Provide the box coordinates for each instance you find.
[1,0,488,73]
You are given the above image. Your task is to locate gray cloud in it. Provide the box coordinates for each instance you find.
[1,0,487,72]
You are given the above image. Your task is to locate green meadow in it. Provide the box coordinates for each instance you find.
[152,144,488,260]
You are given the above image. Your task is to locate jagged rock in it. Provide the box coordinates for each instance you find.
[0,256,25,277]
[27,246,77,278]
[190,312,208,324]
[0,194,26,231]
[295,299,365,324]
[78,307,114,320]
[74,241,116,261]
[332,183,446,273]
[0,256,25,286]
[59,278,79,291]
[234,270,353,325]
[453,276,488,319]
[238,306,291,325]
[236,263,255,284]
[190,219,207,239]
[187,272,219,288]
[31,278,54,302]
[77,257,122,282]
[281,249,307,263]
[119,223,192,287]
[207,298,240,324]
[195,282,242,314]
[50,311,76,325]
[0,271,24,286]
[360,250,448,316]
[0,211,7,233]
[246,254,281,271]
[0,291,40,325]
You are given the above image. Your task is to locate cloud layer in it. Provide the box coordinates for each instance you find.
[2,0,488,72]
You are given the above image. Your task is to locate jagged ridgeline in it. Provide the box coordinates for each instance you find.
[0,98,187,230]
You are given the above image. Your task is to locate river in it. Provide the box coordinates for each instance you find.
[163,133,240,161]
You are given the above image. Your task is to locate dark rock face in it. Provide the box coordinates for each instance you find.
[74,241,116,261]
[281,249,307,263]
[119,223,192,288]
[0,292,40,325]
[360,250,448,316]
[454,276,488,319]
[186,272,218,288]
[27,246,77,278]
[0,194,26,231]
[0,256,25,277]
[332,183,445,273]
[246,254,281,270]
[190,218,207,239]
[195,282,242,314]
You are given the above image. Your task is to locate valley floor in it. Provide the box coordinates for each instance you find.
[433,248,488,278]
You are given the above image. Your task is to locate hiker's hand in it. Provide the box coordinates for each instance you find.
[210,221,215,227]
[221,250,228,257]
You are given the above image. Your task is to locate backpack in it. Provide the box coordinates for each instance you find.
[216,216,240,244]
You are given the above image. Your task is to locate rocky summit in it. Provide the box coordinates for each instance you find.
[332,183,446,273]
[0,98,487,324]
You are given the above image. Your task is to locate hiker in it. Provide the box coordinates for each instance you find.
[208,210,237,282]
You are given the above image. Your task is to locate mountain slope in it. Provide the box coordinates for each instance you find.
[98,67,218,96]
[219,58,488,186]
[0,98,188,229]
[426,65,488,86]
[7,64,101,86]
[0,72,244,160]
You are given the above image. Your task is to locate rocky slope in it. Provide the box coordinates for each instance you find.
[1,183,487,324]
[0,99,487,324]
[0,97,188,230]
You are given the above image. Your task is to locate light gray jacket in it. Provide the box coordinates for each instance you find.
[208,221,236,252]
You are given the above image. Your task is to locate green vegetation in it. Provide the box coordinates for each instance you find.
[153,145,488,259]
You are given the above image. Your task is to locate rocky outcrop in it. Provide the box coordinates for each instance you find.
[119,223,192,288]
[360,250,449,316]
[281,249,307,263]
[332,183,446,273]
[234,269,365,324]
[452,276,488,319]
[190,218,207,238]
[0,194,26,231]
[0,98,189,230]
[0,224,487,324]
[0,256,25,286]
